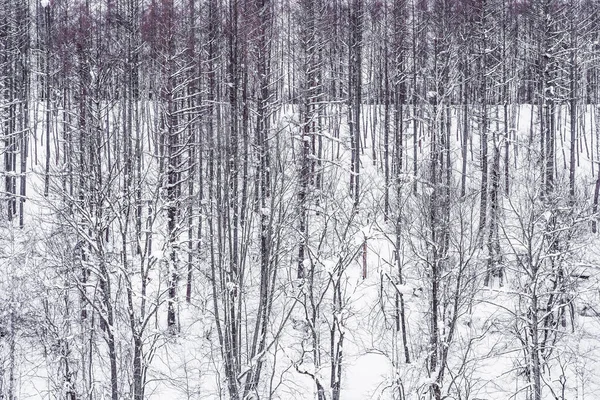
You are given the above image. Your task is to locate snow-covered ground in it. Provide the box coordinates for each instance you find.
[5,102,600,399]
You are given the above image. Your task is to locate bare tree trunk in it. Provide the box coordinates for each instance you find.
[461,68,469,198]
[569,16,578,202]
[395,220,410,363]
[594,104,600,233]
[243,0,277,396]
[17,0,28,228]
[478,37,488,243]
[43,2,51,198]
[297,0,320,279]
[185,0,197,303]
[383,39,390,220]
[530,291,542,400]
[349,0,362,208]
[485,134,502,287]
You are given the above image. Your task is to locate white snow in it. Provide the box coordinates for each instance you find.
[302,258,311,270]
[321,259,337,273]
[151,250,164,260]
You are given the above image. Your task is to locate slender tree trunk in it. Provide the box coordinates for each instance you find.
[383,38,390,219]
[43,4,51,198]
[478,40,488,243]
[395,219,410,363]
[461,68,469,198]
[350,0,362,208]
[569,20,577,202]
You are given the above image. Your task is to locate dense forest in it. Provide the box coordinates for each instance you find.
[1,0,600,399]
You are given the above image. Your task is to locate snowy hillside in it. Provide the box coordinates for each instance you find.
[2,0,600,400]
